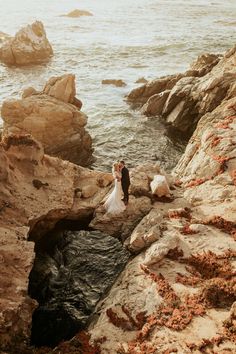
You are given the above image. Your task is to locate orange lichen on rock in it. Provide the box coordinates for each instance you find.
[230,169,236,186]
[211,154,230,164]
[215,115,236,129]
[166,247,184,260]
[2,133,41,151]
[186,336,225,352]
[176,273,201,286]
[167,207,191,220]
[186,177,209,188]
[184,250,235,279]
[210,136,222,148]
[173,179,182,187]
[203,216,236,239]
[223,306,236,343]
[140,265,179,303]
[181,224,198,235]
[42,331,101,354]
[106,306,147,331]
[200,278,236,309]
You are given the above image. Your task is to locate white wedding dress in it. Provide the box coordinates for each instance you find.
[104,170,126,214]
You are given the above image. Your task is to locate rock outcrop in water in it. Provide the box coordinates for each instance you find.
[102,79,127,87]
[63,9,93,18]
[126,50,236,134]
[0,21,53,66]
[1,74,93,166]
[29,230,129,347]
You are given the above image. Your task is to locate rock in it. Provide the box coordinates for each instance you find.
[81,184,99,198]
[22,87,39,98]
[129,162,161,196]
[135,77,148,84]
[127,209,163,253]
[0,21,53,66]
[143,231,179,266]
[0,31,11,44]
[43,74,76,103]
[29,230,129,347]
[90,195,152,241]
[1,74,93,166]
[127,46,235,133]
[141,90,170,116]
[102,79,126,87]
[0,134,113,351]
[127,74,183,106]
[190,53,221,75]
[63,9,93,17]
[150,175,171,197]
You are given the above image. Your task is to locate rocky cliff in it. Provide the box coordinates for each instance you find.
[127,47,236,135]
[87,86,236,354]
[1,74,93,166]
[0,133,113,352]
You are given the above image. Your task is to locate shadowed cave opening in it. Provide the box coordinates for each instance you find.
[28,217,130,348]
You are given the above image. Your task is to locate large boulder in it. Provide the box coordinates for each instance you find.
[126,49,236,134]
[1,74,93,166]
[0,21,53,66]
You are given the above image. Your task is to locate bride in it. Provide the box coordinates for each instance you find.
[104,162,126,214]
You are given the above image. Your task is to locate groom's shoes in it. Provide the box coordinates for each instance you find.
[122,198,128,206]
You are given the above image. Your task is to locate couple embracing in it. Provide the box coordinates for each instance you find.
[104,160,130,215]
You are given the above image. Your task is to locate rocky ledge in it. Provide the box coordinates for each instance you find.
[0,21,53,66]
[1,73,93,166]
[127,47,236,135]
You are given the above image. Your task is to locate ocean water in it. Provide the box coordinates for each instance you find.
[0,0,236,171]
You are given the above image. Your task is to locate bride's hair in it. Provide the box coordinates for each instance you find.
[112,162,119,173]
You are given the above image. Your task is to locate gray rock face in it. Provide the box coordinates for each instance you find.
[29,230,130,347]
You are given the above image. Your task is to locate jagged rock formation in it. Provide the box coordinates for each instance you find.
[1,74,93,166]
[126,49,236,134]
[0,21,53,66]
[0,134,113,351]
[29,230,129,347]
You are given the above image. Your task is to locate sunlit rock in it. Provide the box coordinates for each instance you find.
[1,74,93,166]
[63,9,93,18]
[127,47,235,133]
[102,79,126,87]
[0,21,53,66]
[150,174,171,197]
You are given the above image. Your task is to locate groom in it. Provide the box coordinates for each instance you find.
[119,160,130,205]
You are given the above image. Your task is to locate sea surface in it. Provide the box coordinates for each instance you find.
[0,0,236,171]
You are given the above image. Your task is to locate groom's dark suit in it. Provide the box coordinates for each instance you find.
[121,166,130,204]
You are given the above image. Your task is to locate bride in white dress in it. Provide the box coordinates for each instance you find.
[104,162,126,214]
